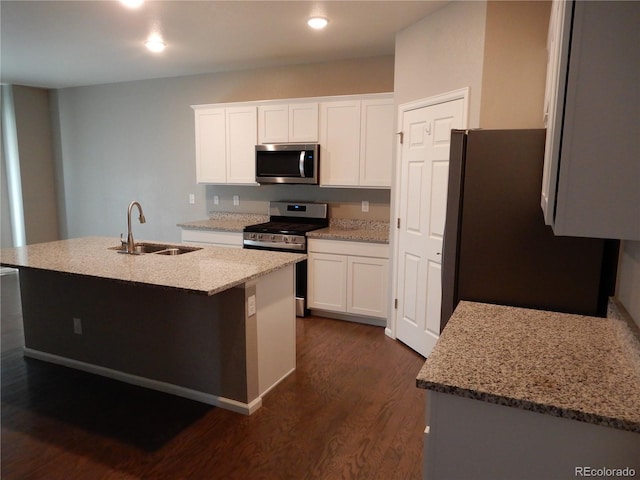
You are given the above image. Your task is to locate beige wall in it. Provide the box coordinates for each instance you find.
[12,86,60,244]
[617,241,640,327]
[480,1,551,128]
[394,1,487,127]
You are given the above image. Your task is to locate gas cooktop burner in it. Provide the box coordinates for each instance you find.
[242,201,328,252]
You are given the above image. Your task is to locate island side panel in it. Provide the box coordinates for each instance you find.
[254,264,296,396]
[19,268,250,404]
[425,391,640,480]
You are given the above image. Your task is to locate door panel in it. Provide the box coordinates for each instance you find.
[406,162,425,232]
[402,253,421,327]
[430,161,449,238]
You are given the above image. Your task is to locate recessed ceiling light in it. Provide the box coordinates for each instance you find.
[307,17,329,30]
[120,0,144,8]
[145,35,166,53]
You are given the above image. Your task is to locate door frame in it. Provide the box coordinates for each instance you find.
[386,88,470,340]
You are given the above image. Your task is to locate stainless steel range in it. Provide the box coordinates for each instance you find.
[243,201,328,316]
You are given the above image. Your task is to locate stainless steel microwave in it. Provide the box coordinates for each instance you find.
[255,144,319,184]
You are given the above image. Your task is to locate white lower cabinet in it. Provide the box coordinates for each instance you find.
[181,229,243,248]
[307,253,348,312]
[308,239,389,320]
[347,256,388,317]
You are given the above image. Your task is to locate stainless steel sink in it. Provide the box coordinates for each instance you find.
[110,242,202,256]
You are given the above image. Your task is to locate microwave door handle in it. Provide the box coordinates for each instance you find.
[299,151,306,177]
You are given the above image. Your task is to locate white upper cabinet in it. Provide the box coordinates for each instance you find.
[541,0,640,240]
[320,94,394,188]
[193,105,257,185]
[258,102,318,144]
[319,100,362,186]
[360,98,395,187]
[194,108,227,183]
[193,93,394,188]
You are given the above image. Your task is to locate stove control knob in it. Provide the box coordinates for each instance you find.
[283,236,290,243]
[256,234,263,240]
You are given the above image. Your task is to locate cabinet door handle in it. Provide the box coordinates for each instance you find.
[299,151,306,178]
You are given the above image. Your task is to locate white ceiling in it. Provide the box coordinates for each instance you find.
[1,0,447,89]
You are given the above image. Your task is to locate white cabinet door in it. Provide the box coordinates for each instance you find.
[319,101,361,186]
[258,104,289,144]
[194,106,257,184]
[258,103,318,144]
[289,103,318,143]
[360,98,394,187]
[347,256,388,318]
[226,106,258,184]
[308,252,347,312]
[194,108,227,183]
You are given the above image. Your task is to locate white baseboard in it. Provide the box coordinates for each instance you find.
[259,366,295,398]
[308,309,387,327]
[23,348,262,415]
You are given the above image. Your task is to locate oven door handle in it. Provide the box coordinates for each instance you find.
[243,239,306,251]
[299,151,306,178]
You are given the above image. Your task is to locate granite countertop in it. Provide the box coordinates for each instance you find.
[177,212,269,232]
[179,214,391,244]
[307,219,390,244]
[416,301,640,433]
[0,237,304,296]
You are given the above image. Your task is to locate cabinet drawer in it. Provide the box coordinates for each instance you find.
[181,229,243,247]
[308,238,389,258]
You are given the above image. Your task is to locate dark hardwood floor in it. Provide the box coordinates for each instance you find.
[1,270,426,480]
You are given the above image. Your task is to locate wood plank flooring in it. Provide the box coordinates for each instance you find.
[1,270,426,480]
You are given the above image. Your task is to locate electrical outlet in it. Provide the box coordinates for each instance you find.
[73,317,83,335]
[189,193,195,205]
[233,195,239,206]
[362,200,369,213]
[213,195,219,205]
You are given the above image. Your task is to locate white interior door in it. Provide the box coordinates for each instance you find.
[395,98,465,357]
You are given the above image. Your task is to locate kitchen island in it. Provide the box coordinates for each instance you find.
[417,301,640,479]
[1,237,305,414]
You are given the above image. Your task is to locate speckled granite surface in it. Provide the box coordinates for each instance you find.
[0,237,304,296]
[179,215,391,244]
[177,212,269,232]
[416,301,640,433]
[307,219,390,243]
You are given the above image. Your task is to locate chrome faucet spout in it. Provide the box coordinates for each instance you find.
[126,201,146,253]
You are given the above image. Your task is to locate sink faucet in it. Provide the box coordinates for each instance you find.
[126,201,146,253]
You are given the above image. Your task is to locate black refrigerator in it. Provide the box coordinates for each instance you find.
[440,129,618,329]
